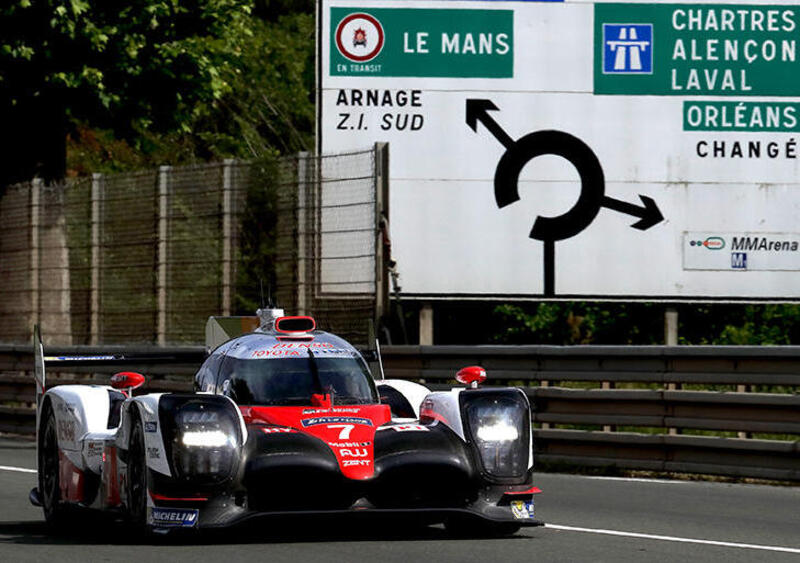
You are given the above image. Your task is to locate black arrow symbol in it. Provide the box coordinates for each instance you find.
[466,99,515,150]
[602,195,664,230]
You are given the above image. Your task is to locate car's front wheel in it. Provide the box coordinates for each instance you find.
[126,411,149,530]
[39,402,69,526]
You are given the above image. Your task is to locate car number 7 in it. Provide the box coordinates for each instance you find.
[328,424,354,439]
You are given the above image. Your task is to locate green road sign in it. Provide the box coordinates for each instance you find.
[595,3,800,96]
[330,7,513,78]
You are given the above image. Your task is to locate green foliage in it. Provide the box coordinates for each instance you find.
[2,1,316,181]
[193,12,315,158]
[234,151,283,315]
[487,302,800,345]
[714,305,800,345]
[1,0,252,122]
[491,302,661,345]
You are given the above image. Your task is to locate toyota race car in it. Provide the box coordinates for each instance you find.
[30,310,542,536]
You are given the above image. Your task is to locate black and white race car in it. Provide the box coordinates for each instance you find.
[31,310,541,535]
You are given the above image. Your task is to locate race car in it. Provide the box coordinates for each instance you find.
[30,310,542,535]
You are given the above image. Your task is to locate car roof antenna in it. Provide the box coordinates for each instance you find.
[260,279,266,309]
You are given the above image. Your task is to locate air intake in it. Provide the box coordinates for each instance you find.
[275,316,316,334]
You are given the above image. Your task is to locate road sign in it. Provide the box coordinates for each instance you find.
[319,0,800,301]
[466,99,664,295]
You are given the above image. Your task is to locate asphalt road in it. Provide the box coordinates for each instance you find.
[1,436,798,562]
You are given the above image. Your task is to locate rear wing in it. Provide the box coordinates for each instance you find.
[205,316,260,352]
[33,326,45,441]
[33,324,205,410]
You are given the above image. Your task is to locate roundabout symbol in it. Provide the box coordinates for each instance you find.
[466,99,664,296]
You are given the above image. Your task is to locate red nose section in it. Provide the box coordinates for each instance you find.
[242,404,391,480]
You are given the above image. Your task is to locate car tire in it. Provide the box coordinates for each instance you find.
[126,411,150,531]
[39,402,69,526]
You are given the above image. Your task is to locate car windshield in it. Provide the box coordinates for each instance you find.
[220,355,378,406]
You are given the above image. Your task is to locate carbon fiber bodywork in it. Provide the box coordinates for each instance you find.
[145,418,541,529]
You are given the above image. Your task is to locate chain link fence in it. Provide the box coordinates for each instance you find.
[0,146,386,347]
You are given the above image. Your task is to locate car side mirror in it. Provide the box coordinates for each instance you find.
[456,366,487,388]
[110,371,146,396]
[311,393,332,408]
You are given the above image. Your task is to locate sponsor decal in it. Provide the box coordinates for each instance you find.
[301,416,373,427]
[387,424,430,432]
[273,342,335,349]
[149,507,199,528]
[510,500,535,519]
[732,252,748,269]
[57,419,76,442]
[147,447,161,460]
[57,402,77,415]
[343,459,371,467]
[144,421,158,433]
[303,407,361,414]
[340,448,369,458]
[261,427,297,434]
[327,441,371,448]
[251,343,352,359]
[86,441,104,457]
[46,355,116,362]
[689,236,725,250]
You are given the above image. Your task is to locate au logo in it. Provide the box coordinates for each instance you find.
[336,13,384,62]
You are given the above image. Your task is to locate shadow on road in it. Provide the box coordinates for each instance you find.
[0,517,534,546]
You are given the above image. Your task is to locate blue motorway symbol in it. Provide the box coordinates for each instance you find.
[603,24,653,74]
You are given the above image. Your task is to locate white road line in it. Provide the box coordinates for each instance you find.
[0,465,36,474]
[577,475,692,484]
[546,524,800,554]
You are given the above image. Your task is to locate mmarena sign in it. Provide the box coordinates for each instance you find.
[319,0,800,301]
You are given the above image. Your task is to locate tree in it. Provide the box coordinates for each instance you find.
[191,11,316,159]
[0,0,254,185]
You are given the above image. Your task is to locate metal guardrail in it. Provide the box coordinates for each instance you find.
[381,345,800,386]
[1,344,798,481]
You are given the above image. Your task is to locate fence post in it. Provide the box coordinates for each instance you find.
[157,166,170,345]
[737,384,752,439]
[665,307,681,435]
[221,160,234,317]
[602,379,615,432]
[297,152,309,315]
[30,179,41,333]
[419,303,434,346]
[90,174,102,345]
[374,142,389,336]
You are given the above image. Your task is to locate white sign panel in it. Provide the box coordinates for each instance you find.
[684,232,800,270]
[319,0,800,300]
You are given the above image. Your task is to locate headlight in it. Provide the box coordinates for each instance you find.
[159,395,241,485]
[476,421,519,442]
[462,391,530,481]
[181,430,234,448]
